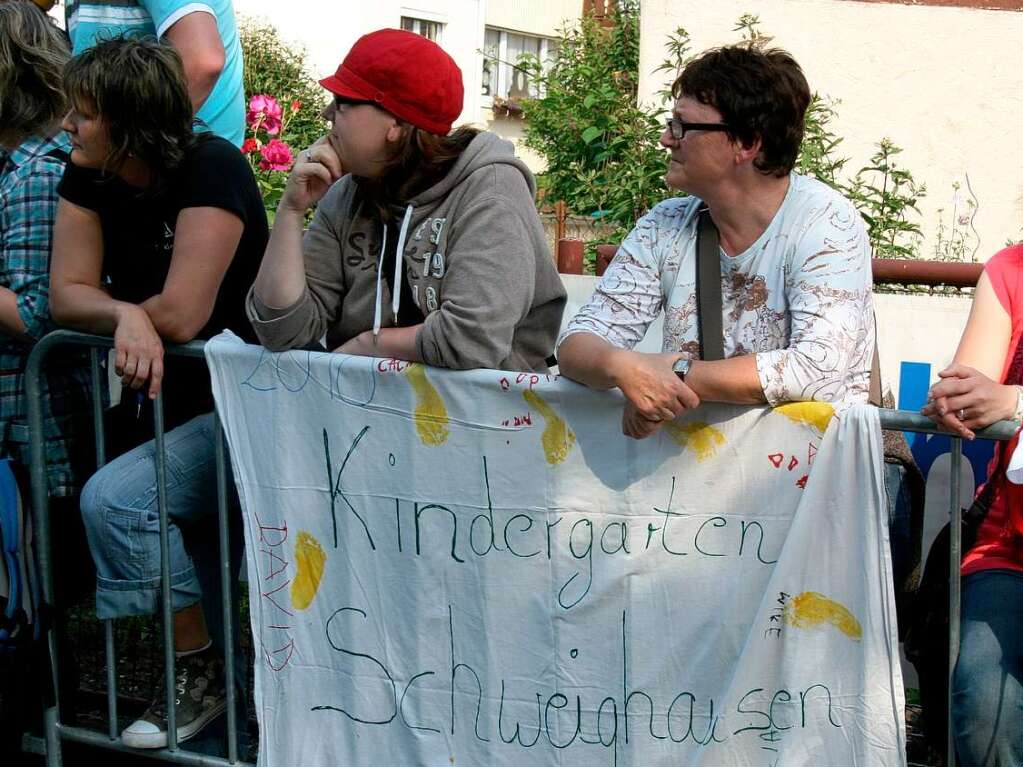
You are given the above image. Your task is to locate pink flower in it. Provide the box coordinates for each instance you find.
[258,139,293,171]
[241,138,260,154]
[247,94,283,136]
[290,100,302,113]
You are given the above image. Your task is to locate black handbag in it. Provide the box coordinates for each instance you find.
[903,470,1001,761]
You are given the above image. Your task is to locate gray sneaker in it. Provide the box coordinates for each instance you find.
[121,648,227,749]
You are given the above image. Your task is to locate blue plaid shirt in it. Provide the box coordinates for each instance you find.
[0,132,90,496]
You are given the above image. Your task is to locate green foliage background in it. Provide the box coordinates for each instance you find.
[239,19,328,222]
[520,1,665,246]
[240,18,328,151]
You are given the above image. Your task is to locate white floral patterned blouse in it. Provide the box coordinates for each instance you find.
[558,174,875,407]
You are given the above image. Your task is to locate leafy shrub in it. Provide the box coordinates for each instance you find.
[240,18,327,151]
[519,1,668,247]
[241,95,299,224]
[846,139,926,261]
[239,18,327,220]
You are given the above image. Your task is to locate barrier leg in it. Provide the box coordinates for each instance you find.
[153,394,178,751]
[947,437,963,767]
[214,418,239,763]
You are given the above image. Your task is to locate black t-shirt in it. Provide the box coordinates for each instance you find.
[58,136,268,437]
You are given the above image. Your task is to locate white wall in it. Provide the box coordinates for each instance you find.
[485,0,577,37]
[637,0,1023,261]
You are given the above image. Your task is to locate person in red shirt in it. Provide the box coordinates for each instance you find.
[924,243,1023,766]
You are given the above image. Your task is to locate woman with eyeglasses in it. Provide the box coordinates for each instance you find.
[49,36,267,751]
[556,44,874,436]
[248,28,566,372]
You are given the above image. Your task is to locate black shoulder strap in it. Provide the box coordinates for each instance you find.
[869,321,883,407]
[695,207,724,361]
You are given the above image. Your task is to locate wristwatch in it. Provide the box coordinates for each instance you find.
[672,358,692,382]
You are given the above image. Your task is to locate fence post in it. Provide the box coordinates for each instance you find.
[554,200,567,245]
[557,238,584,274]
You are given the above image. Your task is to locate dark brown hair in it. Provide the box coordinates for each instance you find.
[673,44,810,178]
[360,124,480,221]
[63,36,195,185]
[0,2,69,145]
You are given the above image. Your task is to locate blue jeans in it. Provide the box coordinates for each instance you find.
[80,412,243,660]
[884,462,914,596]
[80,411,248,754]
[953,569,1023,767]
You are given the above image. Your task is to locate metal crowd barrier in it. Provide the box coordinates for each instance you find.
[24,329,250,766]
[19,329,1021,767]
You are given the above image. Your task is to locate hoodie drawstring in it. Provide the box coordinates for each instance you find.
[372,224,388,337]
[393,204,413,325]
[372,204,415,338]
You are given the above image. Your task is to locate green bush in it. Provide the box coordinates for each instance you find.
[240,18,328,152]
[239,18,328,221]
[519,1,668,248]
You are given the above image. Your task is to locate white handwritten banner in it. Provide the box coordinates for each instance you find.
[204,332,906,767]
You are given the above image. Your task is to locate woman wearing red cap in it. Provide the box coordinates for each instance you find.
[248,28,566,372]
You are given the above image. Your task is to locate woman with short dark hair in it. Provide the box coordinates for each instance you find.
[557,44,874,438]
[248,28,566,372]
[49,36,267,750]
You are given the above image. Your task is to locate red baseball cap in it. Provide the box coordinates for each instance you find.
[319,28,464,136]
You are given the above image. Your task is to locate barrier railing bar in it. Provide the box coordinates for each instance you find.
[214,418,239,763]
[55,724,239,766]
[878,409,1017,440]
[103,621,117,741]
[875,410,1018,767]
[88,348,107,468]
[153,394,178,751]
[25,333,65,767]
[89,349,119,742]
[947,437,963,767]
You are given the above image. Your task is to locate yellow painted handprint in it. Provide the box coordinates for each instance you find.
[406,363,450,445]
[523,389,576,465]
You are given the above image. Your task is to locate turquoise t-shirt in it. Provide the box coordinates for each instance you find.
[65,0,245,147]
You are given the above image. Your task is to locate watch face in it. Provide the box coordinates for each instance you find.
[672,359,690,378]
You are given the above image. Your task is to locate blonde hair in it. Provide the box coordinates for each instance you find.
[0,2,69,144]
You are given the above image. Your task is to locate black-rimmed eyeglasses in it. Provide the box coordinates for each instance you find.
[664,118,731,141]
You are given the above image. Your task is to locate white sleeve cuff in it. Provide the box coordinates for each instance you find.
[155,3,215,38]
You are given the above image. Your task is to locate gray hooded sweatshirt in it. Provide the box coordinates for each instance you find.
[247,132,566,372]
